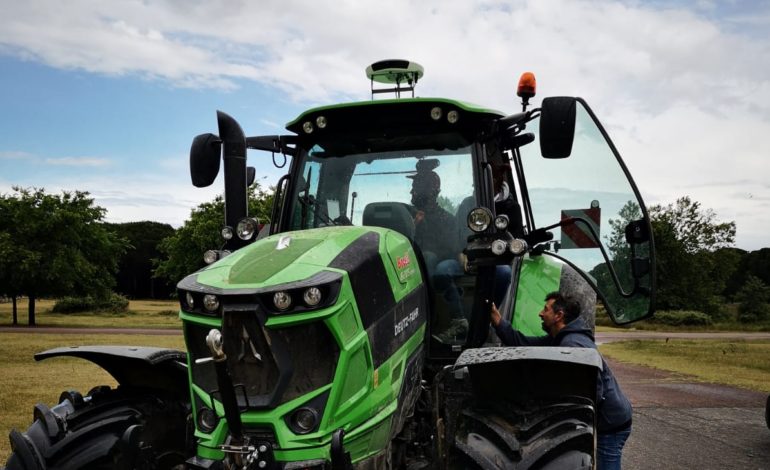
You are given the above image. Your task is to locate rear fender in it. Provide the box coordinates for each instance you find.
[455,347,602,404]
[35,346,188,398]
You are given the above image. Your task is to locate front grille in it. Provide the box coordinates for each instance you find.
[185,307,339,410]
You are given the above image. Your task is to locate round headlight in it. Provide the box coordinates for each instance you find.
[494,215,509,231]
[491,239,508,255]
[430,106,442,121]
[197,407,218,433]
[303,287,322,306]
[203,250,218,265]
[447,110,459,124]
[273,291,292,311]
[221,226,233,240]
[510,238,528,255]
[467,207,493,233]
[236,217,258,240]
[292,407,318,434]
[203,294,220,312]
[185,292,195,309]
[315,116,327,129]
[302,121,314,134]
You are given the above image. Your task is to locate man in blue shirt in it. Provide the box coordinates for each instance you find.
[490,292,633,470]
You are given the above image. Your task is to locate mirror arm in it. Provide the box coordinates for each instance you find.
[246,135,298,156]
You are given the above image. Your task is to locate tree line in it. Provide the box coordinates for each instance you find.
[1,188,767,325]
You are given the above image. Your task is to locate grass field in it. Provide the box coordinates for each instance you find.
[0,298,182,329]
[1,307,768,463]
[600,339,770,393]
[0,333,185,462]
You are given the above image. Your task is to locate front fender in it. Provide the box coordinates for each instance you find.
[35,346,188,398]
[455,346,602,404]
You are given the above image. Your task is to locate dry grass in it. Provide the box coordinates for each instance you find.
[600,338,770,393]
[0,298,181,329]
[0,333,185,463]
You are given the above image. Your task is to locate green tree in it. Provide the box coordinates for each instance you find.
[0,188,128,325]
[735,275,770,322]
[155,183,274,285]
[108,221,175,299]
[649,196,736,315]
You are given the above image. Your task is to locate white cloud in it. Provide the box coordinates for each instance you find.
[1,0,769,248]
[0,171,222,228]
[45,157,111,167]
[0,150,34,160]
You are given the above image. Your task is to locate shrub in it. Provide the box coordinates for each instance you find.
[52,294,130,314]
[651,310,712,326]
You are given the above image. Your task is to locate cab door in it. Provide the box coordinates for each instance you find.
[515,97,655,324]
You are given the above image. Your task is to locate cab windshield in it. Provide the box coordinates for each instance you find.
[288,142,479,343]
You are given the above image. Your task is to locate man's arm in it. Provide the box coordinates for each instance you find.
[490,302,551,346]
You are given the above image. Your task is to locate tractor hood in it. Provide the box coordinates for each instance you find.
[194,226,370,289]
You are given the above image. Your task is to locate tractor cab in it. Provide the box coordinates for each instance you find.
[190,60,655,356]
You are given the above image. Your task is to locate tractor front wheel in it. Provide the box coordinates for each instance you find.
[448,401,594,469]
[5,385,191,470]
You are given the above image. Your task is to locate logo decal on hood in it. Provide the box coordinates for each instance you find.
[276,235,292,250]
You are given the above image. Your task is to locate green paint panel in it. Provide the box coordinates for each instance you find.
[512,255,563,336]
[228,238,324,284]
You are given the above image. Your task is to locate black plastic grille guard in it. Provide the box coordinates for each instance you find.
[186,305,339,411]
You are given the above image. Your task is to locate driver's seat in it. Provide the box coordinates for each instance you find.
[362,202,415,240]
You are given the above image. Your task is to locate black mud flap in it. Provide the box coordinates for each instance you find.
[35,346,188,398]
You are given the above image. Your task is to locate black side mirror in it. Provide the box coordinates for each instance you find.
[624,219,650,244]
[190,133,222,187]
[247,167,256,186]
[539,97,576,159]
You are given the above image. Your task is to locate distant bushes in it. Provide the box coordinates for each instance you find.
[52,294,129,314]
[648,310,712,326]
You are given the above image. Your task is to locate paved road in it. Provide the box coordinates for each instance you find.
[3,327,769,468]
[606,353,770,469]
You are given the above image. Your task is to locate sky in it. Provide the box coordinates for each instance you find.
[0,0,768,250]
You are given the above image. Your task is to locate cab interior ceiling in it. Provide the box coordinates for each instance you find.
[301,132,476,157]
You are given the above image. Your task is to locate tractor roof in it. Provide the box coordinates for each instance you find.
[285,98,505,137]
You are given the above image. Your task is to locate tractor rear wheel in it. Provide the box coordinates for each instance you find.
[448,401,593,469]
[5,385,191,470]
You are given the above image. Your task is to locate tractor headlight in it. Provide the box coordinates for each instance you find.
[185,292,195,309]
[430,106,442,120]
[236,217,259,240]
[303,287,322,306]
[203,250,218,265]
[494,215,509,231]
[491,239,508,255]
[203,294,220,312]
[468,207,493,233]
[302,121,314,134]
[510,238,528,255]
[291,407,319,434]
[273,291,292,311]
[221,226,233,240]
[315,116,327,129]
[447,110,459,124]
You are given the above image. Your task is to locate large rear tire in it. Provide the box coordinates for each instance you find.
[5,385,191,470]
[448,400,593,469]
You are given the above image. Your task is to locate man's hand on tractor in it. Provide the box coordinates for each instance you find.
[489,301,502,327]
[414,210,425,225]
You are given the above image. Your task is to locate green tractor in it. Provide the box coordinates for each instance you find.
[5,60,655,469]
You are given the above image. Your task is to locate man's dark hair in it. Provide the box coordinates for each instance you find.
[545,291,581,323]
